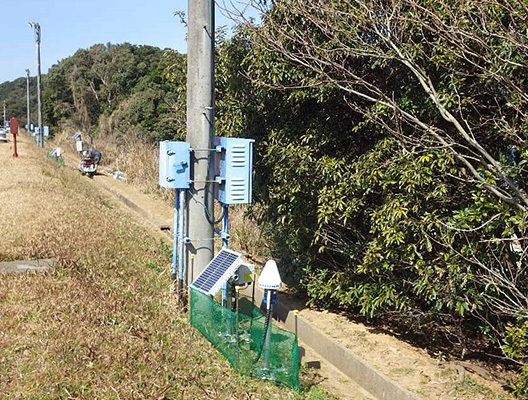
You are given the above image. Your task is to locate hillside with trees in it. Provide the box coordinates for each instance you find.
[1,1,528,395]
[0,76,37,124]
[42,43,185,140]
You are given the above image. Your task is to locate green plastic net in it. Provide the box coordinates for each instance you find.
[190,287,300,390]
[46,151,64,164]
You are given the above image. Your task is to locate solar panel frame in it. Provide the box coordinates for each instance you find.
[191,248,243,296]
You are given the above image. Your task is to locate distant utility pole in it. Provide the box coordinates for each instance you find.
[3,101,5,127]
[29,22,43,148]
[25,69,30,133]
[185,0,215,285]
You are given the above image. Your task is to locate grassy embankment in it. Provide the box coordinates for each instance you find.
[0,137,304,399]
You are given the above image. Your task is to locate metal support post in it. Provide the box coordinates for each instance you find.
[221,204,230,307]
[25,69,31,133]
[263,290,273,368]
[178,189,186,298]
[222,205,229,249]
[171,190,180,283]
[29,22,43,148]
[12,133,18,158]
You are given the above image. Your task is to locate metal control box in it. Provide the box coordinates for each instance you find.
[213,137,254,204]
[34,126,50,136]
[159,141,191,189]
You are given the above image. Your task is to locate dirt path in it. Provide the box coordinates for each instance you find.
[297,307,514,400]
[45,146,173,248]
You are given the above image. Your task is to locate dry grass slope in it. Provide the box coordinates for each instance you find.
[0,137,306,399]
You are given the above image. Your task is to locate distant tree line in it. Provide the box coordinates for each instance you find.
[42,43,185,141]
[0,76,38,125]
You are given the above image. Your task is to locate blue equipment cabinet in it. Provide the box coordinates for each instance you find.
[213,137,254,205]
[159,141,191,189]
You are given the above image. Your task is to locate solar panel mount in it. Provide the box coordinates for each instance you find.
[191,248,243,296]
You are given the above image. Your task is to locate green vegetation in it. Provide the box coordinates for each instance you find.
[221,2,528,394]
[2,0,528,395]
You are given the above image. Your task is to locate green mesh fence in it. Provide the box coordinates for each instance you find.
[190,287,300,390]
[46,152,64,164]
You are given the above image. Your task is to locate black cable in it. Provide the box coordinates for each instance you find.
[249,280,256,338]
[253,304,272,363]
[189,188,225,225]
[204,200,224,225]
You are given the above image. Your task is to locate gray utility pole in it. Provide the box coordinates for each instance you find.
[25,69,30,133]
[185,0,215,285]
[29,22,43,148]
[3,101,5,127]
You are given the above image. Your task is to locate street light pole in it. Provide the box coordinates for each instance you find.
[29,22,43,148]
[25,69,30,134]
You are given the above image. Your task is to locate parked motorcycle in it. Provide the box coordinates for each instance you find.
[79,150,102,178]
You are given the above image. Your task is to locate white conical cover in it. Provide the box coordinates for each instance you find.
[258,260,282,289]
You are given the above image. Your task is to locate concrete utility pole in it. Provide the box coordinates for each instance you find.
[25,69,30,133]
[185,0,215,285]
[29,22,43,148]
[3,101,5,127]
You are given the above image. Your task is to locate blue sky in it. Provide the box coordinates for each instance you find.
[0,1,257,84]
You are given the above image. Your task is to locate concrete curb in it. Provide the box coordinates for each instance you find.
[98,184,171,232]
[249,287,420,400]
[0,259,54,273]
[280,308,419,400]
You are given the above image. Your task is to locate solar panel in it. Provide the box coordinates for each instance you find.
[191,248,242,296]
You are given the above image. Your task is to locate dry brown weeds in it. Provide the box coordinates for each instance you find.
[0,135,297,399]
